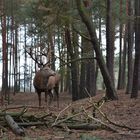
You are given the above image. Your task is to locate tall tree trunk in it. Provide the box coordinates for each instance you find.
[79,1,96,98]
[6,17,11,104]
[95,16,102,91]
[9,14,14,93]
[121,25,127,89]
[126,0,134,94]
[131,0,140,98]
[106,0,115,86]
[14,24,18,93]
[18,44,21,92]
[1,0,8,104]
[79,38,86,98]
[57,27,65,92]
[24,23,27,92]
[48,27,55,71]
[65,25,79,101]
[117,0,123,89]
[76,0,118,100]
[87,59,96,96]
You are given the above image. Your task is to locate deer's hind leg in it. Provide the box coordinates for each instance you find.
[45,90,53,107]
[45,91,47,103]
[37,91,41,107]
[48,89,53,106]
[54,86,59,108]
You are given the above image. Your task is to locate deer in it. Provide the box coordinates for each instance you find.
[26,47,60,108]
[33,64,60,107]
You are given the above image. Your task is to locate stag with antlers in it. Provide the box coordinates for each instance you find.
[26,46,60,108]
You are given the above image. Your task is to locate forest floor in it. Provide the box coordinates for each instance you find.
[0,90,140,140]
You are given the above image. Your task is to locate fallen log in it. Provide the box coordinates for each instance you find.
[18,122,46,127]
[5,115,25,136]
[56,123,101,131]
[0,107,27,118]
[1,105,44,112]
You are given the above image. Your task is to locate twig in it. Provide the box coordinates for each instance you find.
[19,107,28,117]
[53,103,72,125]
[83,107,119,133]
[52,103,96,127]
[52,111,82,127]
[36,113,53,120]
[84,88,92,99]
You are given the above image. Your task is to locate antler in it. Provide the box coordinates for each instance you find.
[25,44,51,68]
[25,47,44,67]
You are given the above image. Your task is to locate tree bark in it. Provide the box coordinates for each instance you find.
[24,23,27,93]
[126,0,134,94]
[5,115,25,136]
[106,0,115,86]
[131,0,140,98]
[14,24,19,93]
[121,26,127,89]
[65,25,79,101]
[117,0,123,89]
[1,0,8,104]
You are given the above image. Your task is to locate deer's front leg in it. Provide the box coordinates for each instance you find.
[48,90,53,106]
[45,91,47,103]
[37,91,41,107]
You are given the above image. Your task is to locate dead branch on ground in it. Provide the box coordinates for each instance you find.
[0,98,138,136]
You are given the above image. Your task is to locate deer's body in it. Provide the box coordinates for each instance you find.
[33,65,60,107]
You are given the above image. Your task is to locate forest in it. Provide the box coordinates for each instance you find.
[0,0,140,140]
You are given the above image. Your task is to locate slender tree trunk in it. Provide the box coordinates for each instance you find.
[9,15,14,93]
[24,23,27,92]
[48,27,55,71]
[95,16,102,91]
[106,0,115,86]
[118,0,123,89]
[6,17,11,104]
[79,38,86,98]
[121,26,127,88]
[57,27,64,92]
[14,24,18,93]
[65,25,79,101]
[126,0,134,94]
[131,0,140,98]
[18,44,21,92]
[1,0,8,104]
[76,0,118,100]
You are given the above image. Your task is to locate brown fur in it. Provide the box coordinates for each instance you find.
[33,66,60,107]
[47,74,60,90]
